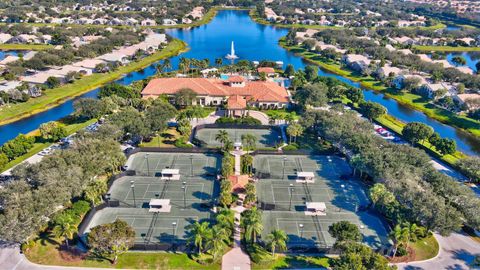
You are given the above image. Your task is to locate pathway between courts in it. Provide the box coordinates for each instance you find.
[222,206,251,270]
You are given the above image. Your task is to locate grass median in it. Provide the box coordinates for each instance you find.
[414,45,480,52]
[0,39,187,126]
[0,43,53,51]
[279,38,480,138]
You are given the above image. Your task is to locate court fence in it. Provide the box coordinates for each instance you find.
[191,123,282,147]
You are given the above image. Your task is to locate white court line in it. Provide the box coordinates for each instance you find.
[267,158,271,174]
[271,184,276,204]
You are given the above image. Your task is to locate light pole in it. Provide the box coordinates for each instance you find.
[282,157,287,180]
[145,153,150,176]
[172,222,177,247]
[182,182,187,209]
[190,154,194,177]
[130,180,136,207]
[299,223,304,239]
[289,183,294,211]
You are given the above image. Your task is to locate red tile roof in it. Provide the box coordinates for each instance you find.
[228,76,245,83]
[142,78,289,103]
[228,175,249,193]
[227,95,247,109]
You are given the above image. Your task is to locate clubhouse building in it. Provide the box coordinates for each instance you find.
[141,76,290,111]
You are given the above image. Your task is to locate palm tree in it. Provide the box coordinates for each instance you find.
[187,221,212,254]
[286,123,304,143]
[215,130,229,148]
[210,225,228,258]
[215,58,223,67]
[241,207,263,243]
[267,229,288,257]
[241,134,257,151]
[179,57,190,75]
[163,59,172,71]
[52,218,76,248]
[216,208,235,234]
[389,224,410,257]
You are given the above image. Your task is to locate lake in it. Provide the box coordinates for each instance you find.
[0,10,479,156]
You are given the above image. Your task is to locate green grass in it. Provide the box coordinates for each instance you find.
[25,235,218,269]
[279,38,480,139]
[263,109,300,121]
[414,45,480,52]
[0,118,97,172]
[252,254,330,270]
[410,234,439,261]
[0,43,53,51]
[140,127,181,148]
[0,39,187,126]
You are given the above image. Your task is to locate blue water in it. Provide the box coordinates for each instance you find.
[446,51,479,72]
[445,25,461,31]
[0,50,19,60]
[0,10,479,156]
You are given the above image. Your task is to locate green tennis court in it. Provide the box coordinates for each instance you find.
[194,127,282,148]
[255,155,390,250]
[86,152,220,246]
[127,152,220,177]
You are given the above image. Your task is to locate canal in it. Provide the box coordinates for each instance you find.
[0,10,479,156]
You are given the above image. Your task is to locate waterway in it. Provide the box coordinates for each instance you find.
[0,10,479,156]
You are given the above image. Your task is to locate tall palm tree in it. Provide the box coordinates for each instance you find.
[215,58,223,67]
[215,130,229,148]
[179,57,190,75]
[163,59,172,71]
[241,134,257,151]
[267,229,288,257]
[52,218,76,248]
[210,225,228,258]
[241,207,263,243]
[286,123,304,143]
[389,224,410,257]
[187,221,212,254]
[216,208,235,233]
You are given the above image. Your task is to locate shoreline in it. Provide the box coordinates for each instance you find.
[278,38,480,140]
[0,39,188,126]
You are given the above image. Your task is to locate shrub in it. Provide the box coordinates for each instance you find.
[282,143,299,151]
[215,116,261,125]
[246,243,274,264]
[396,245,408,257]
[71,200,91,217]
[174,138,193,148]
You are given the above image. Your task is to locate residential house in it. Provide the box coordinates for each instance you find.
[342,54,372,73]
[393,74,427,90]
[375,65,404,79]
[141,19,156,26]
[0,33,12,44]
[162,19,177,25]
[454,93,480,110]
[257,67,276,77]
[421,82,455,99]
[97,53,129,65]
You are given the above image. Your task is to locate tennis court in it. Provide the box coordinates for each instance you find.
[127,152,220,177]
[194,127,282,148]
[255,155,390,250]
[85,152,221,247]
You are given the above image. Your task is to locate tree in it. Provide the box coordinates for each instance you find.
[328,221,362,243]
[389,224,410,257]
[434,138,456,155]
[39,121,67,141]
[88,220,135,264]
[174,88,197,107]
[244,182,256,206]
[177,118,192,137]
[221,154,234,178]
[294,83,328,107]
[457,157,480,183]
[0,153,8,169]
[241,134,257,151]
[108,107,149,139]
[241,154,253,174]
[99,83,140,99]
[332,242,394,270]
[219,180,233,207]
[187,221,212,254]
[284,64,295,78]
[84,179,108,206]
[345,87,364,104]
[145,99,177,134]
[402,77,421,93]
[451,56,466,66]
[286,122,304,143]
[215,130,229,149]
[266,229,288,257]
[52,216,76,248]
[305,65,318,82]
[46,76,61,89]
[215,58,223,67]
[73,98,105,120]
[360,101,386,121]
[402,122,434,145]
[241,207,263,243]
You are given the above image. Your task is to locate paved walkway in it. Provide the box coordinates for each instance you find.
[395,232,480,270]
[222,206,251,270]
[234,154,241,176]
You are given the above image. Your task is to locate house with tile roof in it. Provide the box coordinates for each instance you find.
[141,77,289,109]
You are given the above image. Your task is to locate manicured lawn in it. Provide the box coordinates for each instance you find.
[0,43,53,51]
[25,236,217,269]
[414,45,480,52]
[410,234,439,261]
[279,38,480,139]
[0,39,187,125]
[0,118,97,172]
[263,109,300,121]
[252,254,330,270]
[140,127,181,147]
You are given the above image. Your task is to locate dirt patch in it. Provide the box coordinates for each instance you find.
[59,246,88,262]
[389,247,415,263]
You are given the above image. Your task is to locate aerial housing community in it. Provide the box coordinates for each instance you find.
[0,1,479,270]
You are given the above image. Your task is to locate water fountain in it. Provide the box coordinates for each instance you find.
[225,41,239,60]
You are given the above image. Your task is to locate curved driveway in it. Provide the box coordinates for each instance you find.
[395,232,480,270]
